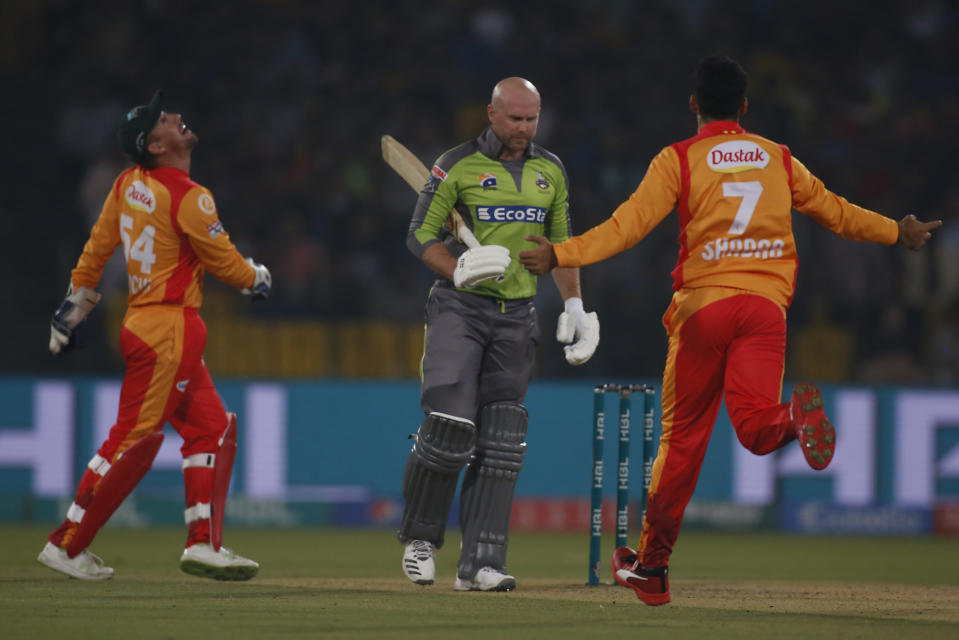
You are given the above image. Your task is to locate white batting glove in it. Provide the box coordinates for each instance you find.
[241,257,272,300]
[49,284,102,356]
[556,297,600,365]
[453,245,511,288]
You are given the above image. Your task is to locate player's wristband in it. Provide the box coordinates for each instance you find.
[564,297,584,314]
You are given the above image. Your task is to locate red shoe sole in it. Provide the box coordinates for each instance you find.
[792,383,835,470]
[616,571,671,605]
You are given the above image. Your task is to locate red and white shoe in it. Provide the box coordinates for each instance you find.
[611,545,638,574]
[791,382,835,470]
[614,564,670,606]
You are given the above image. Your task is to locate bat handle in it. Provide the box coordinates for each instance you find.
[453,211,502,281]
[450,210,482,249]
[458,226,481,249]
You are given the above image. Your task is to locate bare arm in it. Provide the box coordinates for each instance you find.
[551,266,582,302]
[421,240,511,290]
[421,243,457,281]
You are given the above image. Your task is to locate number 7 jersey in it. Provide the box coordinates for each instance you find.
[554,121,899,309]
[70,166,254,307]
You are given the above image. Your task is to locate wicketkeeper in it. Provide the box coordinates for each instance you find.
[38,90,271,581]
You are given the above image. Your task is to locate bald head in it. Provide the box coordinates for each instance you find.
[491,77,540,107]
[488,77,541,160]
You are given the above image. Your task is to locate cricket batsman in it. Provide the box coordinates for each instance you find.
[397,77,600,591]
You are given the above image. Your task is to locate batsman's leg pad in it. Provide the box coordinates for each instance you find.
[65,432,164,557]
[457,402,527,580]
[397,412,477,548]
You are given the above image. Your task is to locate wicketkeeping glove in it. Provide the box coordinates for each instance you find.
[49,284,102,356]
[241,257,272,300]
[452,244,511,288]
[556,297,600,365]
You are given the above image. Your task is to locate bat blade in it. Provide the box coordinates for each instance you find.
[381,134,480,249]
[381,134,430,191]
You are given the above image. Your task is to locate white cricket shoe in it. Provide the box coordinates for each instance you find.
[402,540,435,585]
[180,543,259,581]
[453,566,516,592]
[37,542,114,581]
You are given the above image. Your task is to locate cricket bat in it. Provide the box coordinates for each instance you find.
[381,134,481,249]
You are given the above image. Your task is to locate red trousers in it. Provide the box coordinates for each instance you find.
[638,287,795,568]
[50,306,227,551]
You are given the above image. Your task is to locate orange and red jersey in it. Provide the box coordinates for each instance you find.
[554,121,899,309]
[70,166,254,307]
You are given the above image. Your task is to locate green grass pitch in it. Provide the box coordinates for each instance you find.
[1,526,957,639]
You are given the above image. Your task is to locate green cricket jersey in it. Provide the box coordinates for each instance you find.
[407,127,572,299]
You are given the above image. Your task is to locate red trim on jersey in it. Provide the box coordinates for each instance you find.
[669,140,694,290]
[153,168,200,304]
[779,144,798,307]
[114,168,135,202]
[698,120,745,137]
[779,144,793,189]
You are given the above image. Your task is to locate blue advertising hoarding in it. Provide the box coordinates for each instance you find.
[1,377,957,532]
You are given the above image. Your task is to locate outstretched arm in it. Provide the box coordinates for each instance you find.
[791,156,943,249]
[897,214,943,250]
[519,234,558,275]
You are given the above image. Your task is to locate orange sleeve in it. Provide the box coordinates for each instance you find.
[177,187,255,289]
[790,156,898,245]
[554,146,680,267]
[70,179,123,290]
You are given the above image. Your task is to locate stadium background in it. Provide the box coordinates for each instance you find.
[1,0,957,536]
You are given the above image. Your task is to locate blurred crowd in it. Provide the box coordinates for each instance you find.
[3,0,957,382]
